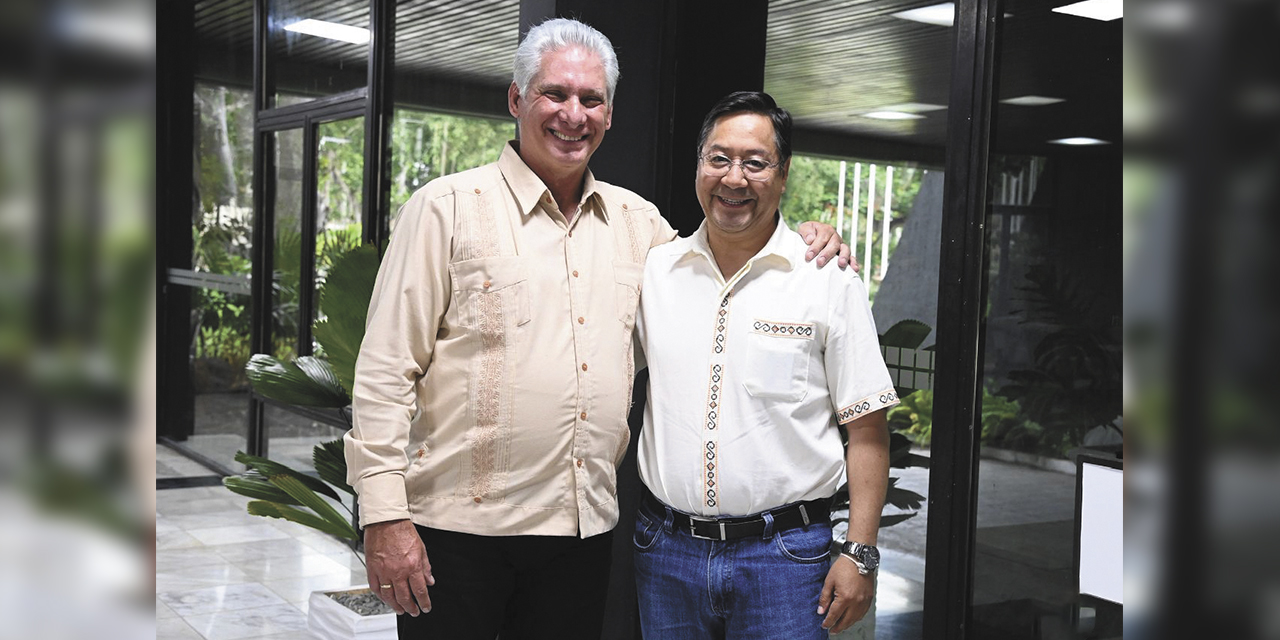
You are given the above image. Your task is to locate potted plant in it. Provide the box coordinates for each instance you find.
[222,244,395,639]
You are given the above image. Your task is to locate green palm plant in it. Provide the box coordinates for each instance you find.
[223,243,379,546]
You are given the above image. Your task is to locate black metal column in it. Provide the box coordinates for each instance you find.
[156,0,196,441]
[922,0,1000,638]
[364,0,395,250]
[248,0,272,456]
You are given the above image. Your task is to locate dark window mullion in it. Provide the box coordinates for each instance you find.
[363,0,394,250]
[248,0,269,457]
[299,116,318,357]
[922,0,1000,638]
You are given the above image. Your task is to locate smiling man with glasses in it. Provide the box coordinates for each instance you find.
[632,91,899,638]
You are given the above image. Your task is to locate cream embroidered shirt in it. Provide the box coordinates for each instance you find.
[346,143,676,537]
[635,217,900,517]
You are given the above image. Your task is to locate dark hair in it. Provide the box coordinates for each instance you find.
[695,91,793,164]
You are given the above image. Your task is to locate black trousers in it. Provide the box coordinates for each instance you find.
[397,525,614,640]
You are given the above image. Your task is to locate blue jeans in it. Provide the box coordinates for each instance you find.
[633,498,833,640]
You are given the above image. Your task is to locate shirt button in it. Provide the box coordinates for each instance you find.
[473,497,482,503]
[580,412,588,421]
[482,280,491,289]
[576,458,584,468]
[622,203,629,210]
[474,188,481,194]
[572,270,579,278]
[577,317,585,325]
[581,363,588,371]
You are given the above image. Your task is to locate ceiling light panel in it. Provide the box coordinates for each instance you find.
[1052,0,1123,21]
[1001,95,1066,106]
[284,19,370,45]
[1048,137,1111,145]
[891,3,956,27]
[864,111,927,120]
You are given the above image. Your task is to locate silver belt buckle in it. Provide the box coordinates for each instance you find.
[688,517,727,541]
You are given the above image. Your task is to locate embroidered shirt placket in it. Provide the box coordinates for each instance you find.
[701,287,734,513]
[464,188,510,502]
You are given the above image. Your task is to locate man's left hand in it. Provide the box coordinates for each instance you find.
[817,554,875,634]
[796,221,856,271]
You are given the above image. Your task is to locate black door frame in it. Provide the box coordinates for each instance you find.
[246,0,393,457]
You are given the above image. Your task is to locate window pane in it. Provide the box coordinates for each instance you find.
[187,288,253,470]
[390,0,518,232]
[273,128,305,360]
[193,84,255,278]
[269,0,370,107]
[389,109,513,224]
[970,0,1122,635]
[314,116,365,351]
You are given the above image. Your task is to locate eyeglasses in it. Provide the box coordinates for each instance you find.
[698,153,781,182]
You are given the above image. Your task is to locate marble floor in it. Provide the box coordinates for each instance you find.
[156,481,368,640]
[157,443,1079,639]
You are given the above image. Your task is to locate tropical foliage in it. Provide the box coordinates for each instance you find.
[224,242,380,544]
[224,443,360,543]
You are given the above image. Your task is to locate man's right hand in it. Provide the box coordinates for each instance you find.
[364,519,435,616]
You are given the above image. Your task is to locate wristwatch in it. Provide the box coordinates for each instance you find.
[840,540,880,575]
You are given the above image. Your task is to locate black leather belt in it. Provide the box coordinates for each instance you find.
[642,491,831,541]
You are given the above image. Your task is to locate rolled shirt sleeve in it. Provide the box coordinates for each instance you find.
[825,274,901,425]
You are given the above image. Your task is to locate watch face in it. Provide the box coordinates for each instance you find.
[860,545,880,570]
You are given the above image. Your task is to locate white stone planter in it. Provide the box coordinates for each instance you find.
[307,587,397,640]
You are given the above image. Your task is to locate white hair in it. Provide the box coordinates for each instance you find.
[513,18,620,104]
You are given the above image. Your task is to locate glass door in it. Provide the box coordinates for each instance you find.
[256,113,364,474]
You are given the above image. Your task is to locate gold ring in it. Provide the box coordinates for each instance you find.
[380,584,393,589]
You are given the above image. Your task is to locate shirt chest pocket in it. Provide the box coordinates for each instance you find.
[742,320,815,402]
[612,261,643,327]
[451,257,532,332]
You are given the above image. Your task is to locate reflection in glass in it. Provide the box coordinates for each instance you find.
[188,289,253,469]
[388,109,513,226]
[269,0,370,107]
[273,128,305,360]
[193,84,255,277]
[313,117,365,351]
[970,0,1122,633]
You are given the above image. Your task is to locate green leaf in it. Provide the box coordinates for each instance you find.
[223,475,302,505]
[245,354,350,407]
[879,319,932,350]
[314,439,355,495]
[269,474,355,539]
[247,501,358,540]
[313,243,380,395]
[234,451,342,501]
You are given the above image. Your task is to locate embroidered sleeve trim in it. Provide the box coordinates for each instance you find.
[836,389,901,425]
[751,320,815,339]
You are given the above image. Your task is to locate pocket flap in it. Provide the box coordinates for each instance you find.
[612,260,644,288]
[451,256,528,292]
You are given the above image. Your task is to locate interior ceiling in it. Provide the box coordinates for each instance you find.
[193,0,1119,158]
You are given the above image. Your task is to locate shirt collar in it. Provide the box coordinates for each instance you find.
[497,141,603,219]
[684,213,799,271]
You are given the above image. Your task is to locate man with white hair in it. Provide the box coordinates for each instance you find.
[345,18,848,639]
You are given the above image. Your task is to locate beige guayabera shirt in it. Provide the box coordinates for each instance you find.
[346,143,676,538]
